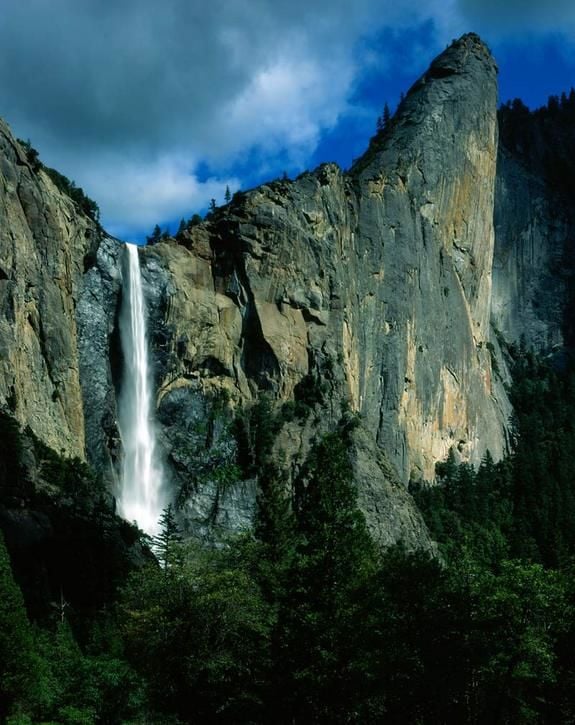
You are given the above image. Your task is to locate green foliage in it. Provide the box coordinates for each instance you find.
[499,92,575,196]
[120,545,273,722]
[29,430,106,504]
[174,395,241,511]
[16,138,41,172]
[406,351,575,720]
[412,450,513,567]
[0,531,144,723]
[376,102,391,132]
[365,547,468,722]
[363,548,571,724]
[473,560,569,723]
[146,223,162,245]
[0,531,43,720]
[152,504,183,570]
[414,352,575,568]
[486,339,500,374]
[204,197,218,220]
[31,622,144,724]
[187,213,203,228]
[4,346,575,722]
[233,396,283,477]
[274,429,378,722]
[0,411,26,501]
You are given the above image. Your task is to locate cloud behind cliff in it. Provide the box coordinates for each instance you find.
[1,1,573,239]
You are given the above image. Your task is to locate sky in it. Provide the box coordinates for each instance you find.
[1,1,574,242]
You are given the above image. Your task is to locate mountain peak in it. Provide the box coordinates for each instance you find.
[353,32,498,179]
[428,32,497,78]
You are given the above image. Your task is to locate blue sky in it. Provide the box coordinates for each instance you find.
[1,1,574,243]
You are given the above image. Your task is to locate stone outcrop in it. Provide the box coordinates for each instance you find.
[81,33,506,544]
[349,33,507,477]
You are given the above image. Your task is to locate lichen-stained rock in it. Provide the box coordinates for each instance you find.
[0,119,99,458]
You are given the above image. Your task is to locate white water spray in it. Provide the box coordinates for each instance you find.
[117,243,165,537]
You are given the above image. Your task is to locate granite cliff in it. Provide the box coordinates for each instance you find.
[0,119,100,458]
[126,33,508,543]
[492,98,575,351]
[1,33,572,549]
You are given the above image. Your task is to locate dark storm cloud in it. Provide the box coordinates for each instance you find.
[455,0,575,35]
[4,0,418,233]
[1,0,379,155]
[2,0,574,236]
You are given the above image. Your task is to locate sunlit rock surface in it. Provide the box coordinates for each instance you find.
[0,118,98,457]
[140,34,507,494]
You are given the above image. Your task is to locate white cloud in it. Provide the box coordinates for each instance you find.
[77,154,238,240]
[224,57,354,164]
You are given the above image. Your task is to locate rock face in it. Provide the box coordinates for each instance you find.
[76,235,123,484]
[94,33,506,545]
[350,33,507,478]
[0,119,99,457]
[140,34,507,500]
[3,33,571,551]
[492,105,575,351]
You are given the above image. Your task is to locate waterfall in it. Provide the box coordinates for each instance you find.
[117,243,165,537]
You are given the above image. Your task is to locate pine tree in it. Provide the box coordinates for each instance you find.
[376,102,391,132]
[153,505,182,570]
[146,224,162,245]
[383,102,391,127]
[224,185,231,204]
[0,532,40,718]
[187,213,202,229]
[276,428,377,721]
[254,464,294,601]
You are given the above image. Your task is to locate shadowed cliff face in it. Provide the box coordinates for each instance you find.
[492,101,575,352]
[492,150,573,351]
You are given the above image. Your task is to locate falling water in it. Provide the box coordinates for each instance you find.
[117,243,165,537]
